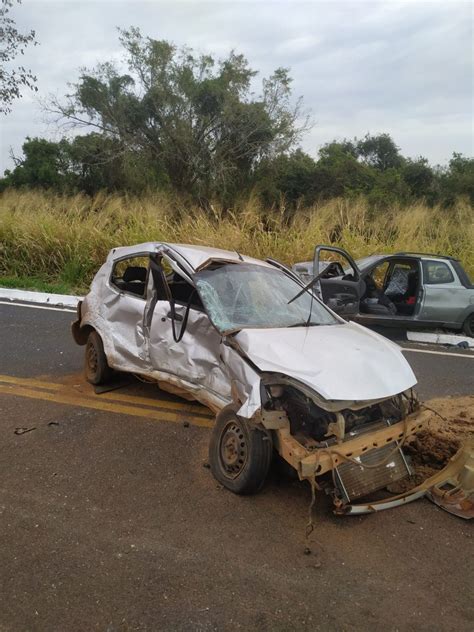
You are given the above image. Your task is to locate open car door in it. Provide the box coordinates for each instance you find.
[313,245,365,317]
[144,250,230,411]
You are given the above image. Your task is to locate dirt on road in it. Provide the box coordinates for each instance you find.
[391,395,474,490]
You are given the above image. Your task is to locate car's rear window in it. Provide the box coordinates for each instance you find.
[422,260,454,284]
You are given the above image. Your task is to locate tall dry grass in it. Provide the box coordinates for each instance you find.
[0,189,473,292]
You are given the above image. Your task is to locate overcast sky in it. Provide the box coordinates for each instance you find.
[0,0,472,173]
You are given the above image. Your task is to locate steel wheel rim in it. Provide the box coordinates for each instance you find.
[219,420,248,479]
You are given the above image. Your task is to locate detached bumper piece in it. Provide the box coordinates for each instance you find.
[335,438,474,519]
[335,442,411,503]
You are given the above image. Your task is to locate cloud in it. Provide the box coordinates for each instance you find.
[0,0,472,173]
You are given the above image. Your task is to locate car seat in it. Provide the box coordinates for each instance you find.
[360,275,397,315]
[397,271,418,315]
[122,266,147,295]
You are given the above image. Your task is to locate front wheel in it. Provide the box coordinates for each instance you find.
[463,313,474,338]
[85,330,112,385]
[209,406,272,495]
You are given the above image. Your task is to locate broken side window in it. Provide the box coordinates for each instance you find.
[110,256,149,298]
[151,255,203,310]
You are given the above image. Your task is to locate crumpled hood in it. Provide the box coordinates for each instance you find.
[234,322,416,401]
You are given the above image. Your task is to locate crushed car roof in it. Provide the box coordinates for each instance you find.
[108,242,274,272]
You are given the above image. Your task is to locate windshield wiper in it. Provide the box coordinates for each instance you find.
[287,322,321,328]
[287,270,324,305]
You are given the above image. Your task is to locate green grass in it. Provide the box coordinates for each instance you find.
[1,189,473,293]
[0,275,79,294]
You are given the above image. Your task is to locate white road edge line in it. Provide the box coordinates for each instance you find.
[0,301,76,313]
[0,287,81,308]
[401,347,474,359]
[1,298,473,358]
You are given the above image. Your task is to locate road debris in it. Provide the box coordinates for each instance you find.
[14,427,36,435]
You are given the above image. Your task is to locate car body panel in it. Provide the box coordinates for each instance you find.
[293,248,474,331]
[357,256,474,329]
[76,241,419,416]
[73,241,474,517]
[419,260,471,326]
[313,245,365,317]
[108,242,274,272]
[234,322,416,401]
[148,299,230,401]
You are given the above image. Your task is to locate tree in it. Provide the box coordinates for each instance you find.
[313,141,375,199]
[255,149,317,207]
[0,133,169,194]
[47,27,310,205]
[366,168,410,208]
[356,133,403,171]
[0,0,38,113]
[402,157,435,199]
[66,132,169,194]
[439,153,474,205]
[318,139,357,161]
[0,137,72,189]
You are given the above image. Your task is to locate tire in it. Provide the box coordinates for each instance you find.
[462,313,474,338]
[209,405,272,495]
[85,330,112,385]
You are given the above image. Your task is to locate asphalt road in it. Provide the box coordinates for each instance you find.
[0,302,472,632]
[1,302,472,399]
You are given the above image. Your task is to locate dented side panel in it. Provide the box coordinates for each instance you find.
[148,300,232,404]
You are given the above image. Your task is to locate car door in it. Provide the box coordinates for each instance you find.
[144,253,230,403]
[355,257,423,327]
[104,254,151,371]
[313,245,365,317]
[418,259,467,326]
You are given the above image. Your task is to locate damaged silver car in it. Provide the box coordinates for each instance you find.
[72,243,473,516]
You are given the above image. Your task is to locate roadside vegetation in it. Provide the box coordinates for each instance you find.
[1,189,472,294]
[1,28,473,210]
[1,28,472,294]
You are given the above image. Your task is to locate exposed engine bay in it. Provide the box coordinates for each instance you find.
[262,382,415,447]
[260,379,424,505]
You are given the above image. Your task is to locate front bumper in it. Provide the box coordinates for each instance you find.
[273,409,473,517]
[298,410,430,479]
[334,438,474,519]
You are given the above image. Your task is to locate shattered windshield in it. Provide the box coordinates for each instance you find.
[195,263,339,333]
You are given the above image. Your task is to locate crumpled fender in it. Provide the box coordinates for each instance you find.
[219,342,262,419]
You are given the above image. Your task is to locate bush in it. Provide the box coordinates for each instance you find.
[1,190,472,293]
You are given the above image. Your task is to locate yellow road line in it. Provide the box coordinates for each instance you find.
[93,389,212,417]
[0,374,61,391]
[0,374,213,418]
[0,383,213,429]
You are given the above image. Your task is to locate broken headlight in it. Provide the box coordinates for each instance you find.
[261,379,335,441]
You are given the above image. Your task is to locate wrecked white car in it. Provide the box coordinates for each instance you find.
[72,243,473,517]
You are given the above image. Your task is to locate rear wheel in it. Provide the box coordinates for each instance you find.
[463,313,474,338]
[209,406,272,494]
[85,330,112,385]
